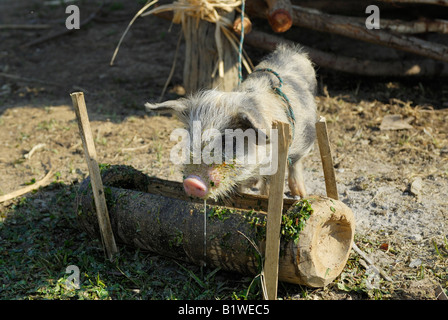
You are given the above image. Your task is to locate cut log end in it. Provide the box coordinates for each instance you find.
[295,196,355,287]
[268,10,293,33]
[233,15,253,36]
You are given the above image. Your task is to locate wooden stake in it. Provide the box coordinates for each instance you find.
[315,117,338,200]
[264,121,290,300]
[70,92,118,261]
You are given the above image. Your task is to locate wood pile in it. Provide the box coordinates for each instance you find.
[112,0,448,95]
[243,0,448,76]
[141,0,448,84]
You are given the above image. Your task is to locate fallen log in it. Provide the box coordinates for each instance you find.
[378,0,448,6]
[153,10,448,76]
[298,0,448,11]
[353,17,448,34]
[288,5,448,63]
[319,16,448,34]
[245,0,448,63]
[244,30,448,76]
[76,165,355,288]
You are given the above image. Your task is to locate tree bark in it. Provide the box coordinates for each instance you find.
[76,165,355,287]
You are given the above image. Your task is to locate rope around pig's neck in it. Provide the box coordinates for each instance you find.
[251,68,295,165]
[252,68,296,134]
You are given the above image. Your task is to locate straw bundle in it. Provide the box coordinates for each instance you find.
[111,0,253,92]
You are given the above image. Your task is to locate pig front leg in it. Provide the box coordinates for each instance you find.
[239,177,270,196]
[288,158,307,198]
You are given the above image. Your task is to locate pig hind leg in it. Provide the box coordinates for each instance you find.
[258,177,270,196]
[288,158,307,198]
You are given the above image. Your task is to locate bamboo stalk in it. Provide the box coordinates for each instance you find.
[0,169,53,203]
[71,92,118,261]
[315,117,338,200]
[264,121,290,300]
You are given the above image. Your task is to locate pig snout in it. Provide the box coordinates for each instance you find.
[183,175,208,198]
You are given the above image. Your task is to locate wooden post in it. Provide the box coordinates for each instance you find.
[70,92,118,261]
[264,121,290,300]
[315,116,338,200]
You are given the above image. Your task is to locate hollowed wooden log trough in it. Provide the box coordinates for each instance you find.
[76,165,355,288]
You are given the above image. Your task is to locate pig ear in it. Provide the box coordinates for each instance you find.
[145,99,188,115]
[235,110,270,141]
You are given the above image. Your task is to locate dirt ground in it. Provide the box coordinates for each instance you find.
[1,1,447,300]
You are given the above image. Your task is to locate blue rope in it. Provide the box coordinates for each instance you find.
[252,68,296,130]
[235,3,295,131]
[238,0,245,85]
[252,68,295,166]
